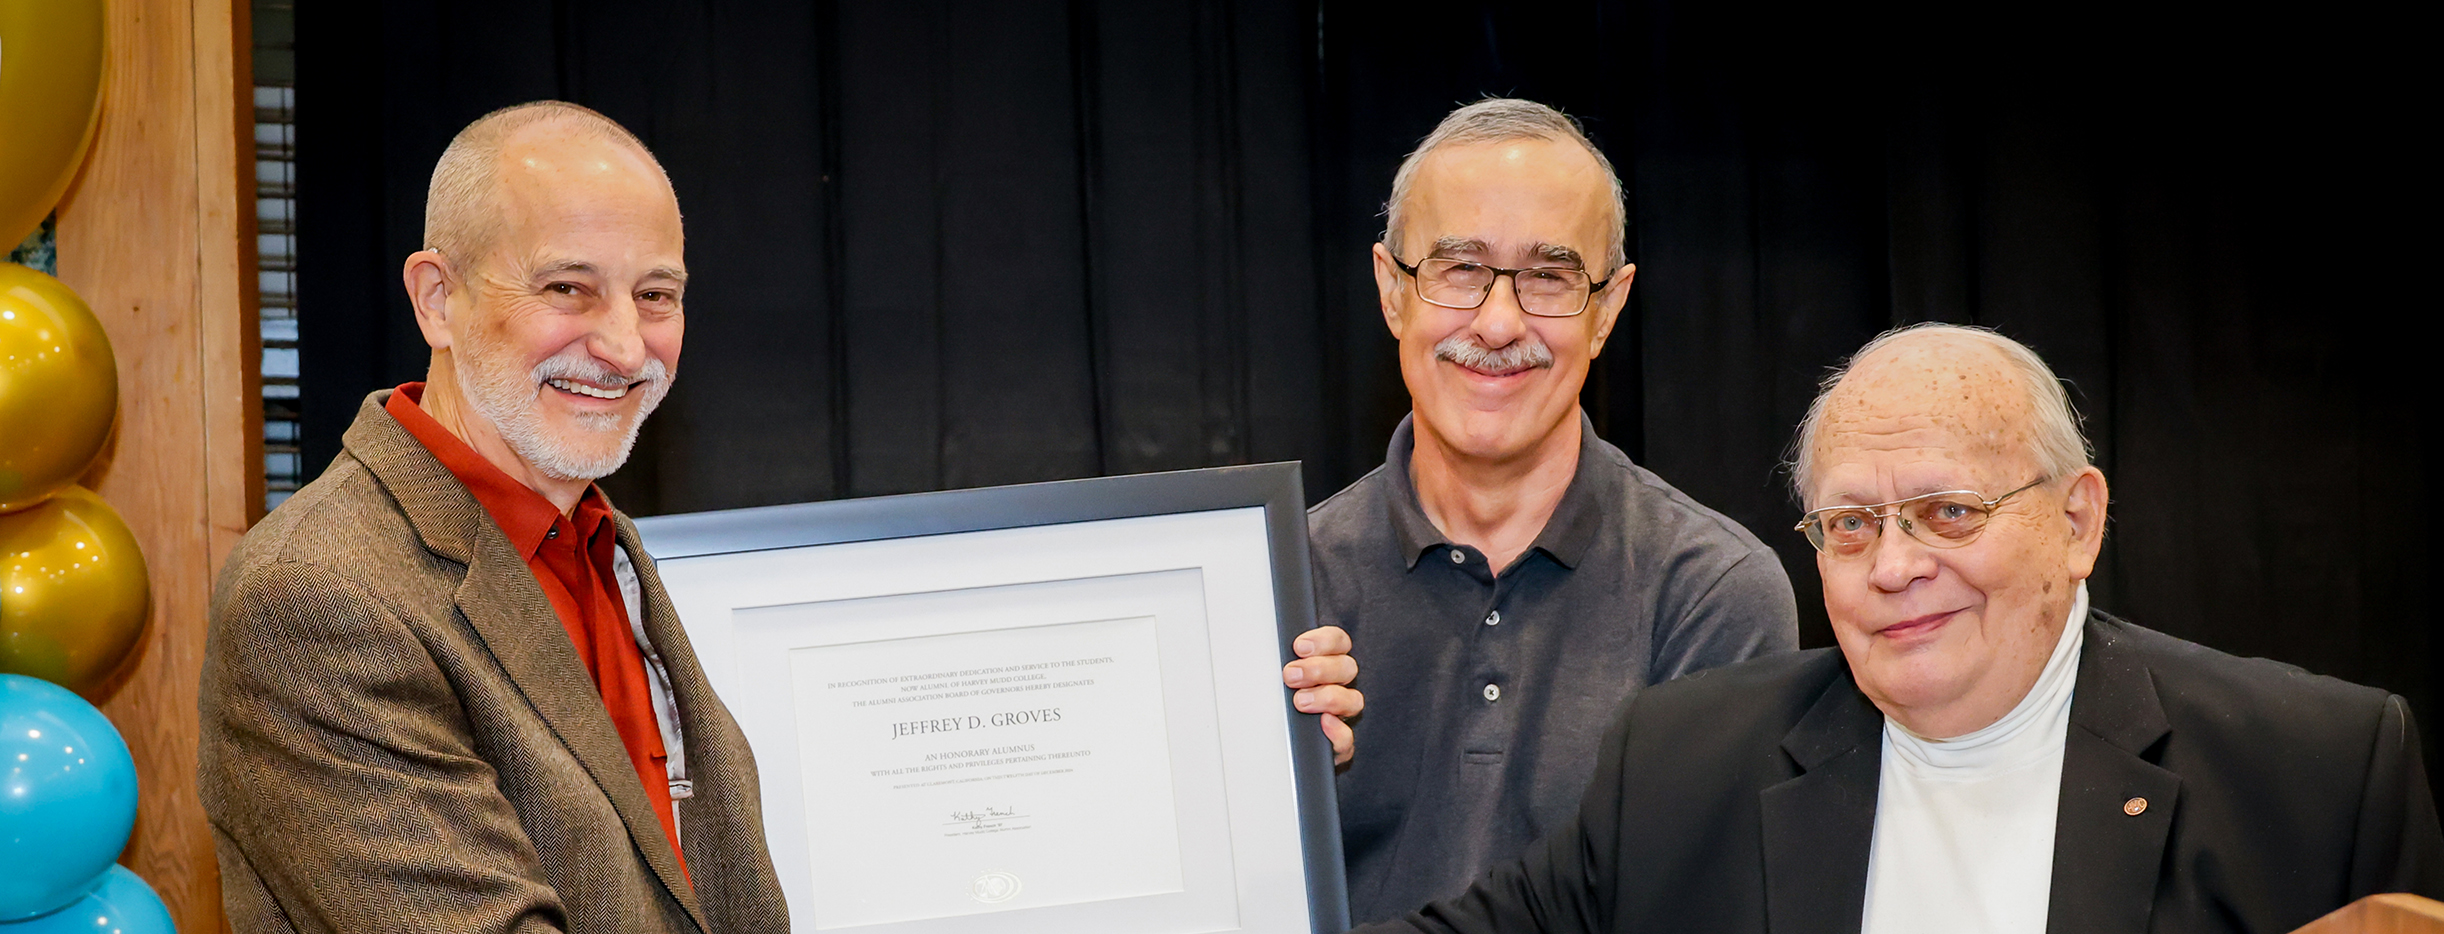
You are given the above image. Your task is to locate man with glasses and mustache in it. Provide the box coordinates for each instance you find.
[199,102,786,932]
[1351,324,2444,934]
[1308,98,1799,923]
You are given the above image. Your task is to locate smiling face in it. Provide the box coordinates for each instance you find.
[1373,138,1632,465]
[410,122,686,483]
[1805,333,2107,737]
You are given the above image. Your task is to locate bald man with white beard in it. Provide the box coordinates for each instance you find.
[1352,323,2444,934]
[201,102,786,933]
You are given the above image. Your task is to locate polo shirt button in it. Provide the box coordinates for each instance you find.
[1449,550,1465,565]
[1482,683,1501,702]
[1484,610,1501,626]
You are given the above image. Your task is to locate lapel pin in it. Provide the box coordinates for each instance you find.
[2123,797,2148,816]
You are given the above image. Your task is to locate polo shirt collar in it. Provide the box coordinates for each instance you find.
[1383,417,1445,569]
[1527,412,1607,569]
[385,382,607,560]
[1383,410,1605,571]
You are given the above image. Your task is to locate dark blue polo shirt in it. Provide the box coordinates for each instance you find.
[1311,413,1799,923]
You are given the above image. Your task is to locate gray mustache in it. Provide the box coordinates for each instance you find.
[531,353,667,389]
[1434,334,1553,373]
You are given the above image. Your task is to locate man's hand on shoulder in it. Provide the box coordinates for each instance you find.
[1283,625,1363,765]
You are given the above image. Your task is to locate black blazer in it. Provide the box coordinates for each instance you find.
[1358,612,2444,934]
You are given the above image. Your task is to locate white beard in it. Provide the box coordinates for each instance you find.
[454,329,672,482]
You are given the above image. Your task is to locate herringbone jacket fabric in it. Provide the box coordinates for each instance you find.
[200,390,788,933]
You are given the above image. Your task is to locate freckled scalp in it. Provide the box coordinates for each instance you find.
[1790,324,2091,503]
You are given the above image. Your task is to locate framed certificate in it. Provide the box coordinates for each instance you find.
[633,463,1348,934]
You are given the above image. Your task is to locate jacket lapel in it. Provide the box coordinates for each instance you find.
[346,393,709,933]
[1761,668,1887,934]
[2045,611,2179,934]
[456,534,710,932]
[614,514,780,922]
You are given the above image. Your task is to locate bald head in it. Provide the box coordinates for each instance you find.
[1793,324,2091,505]
[422,101,676,271]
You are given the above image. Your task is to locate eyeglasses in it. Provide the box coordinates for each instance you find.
[1793,477,2050,556]
[1390,255,1611,318]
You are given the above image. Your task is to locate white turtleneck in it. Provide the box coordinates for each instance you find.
[1859,583,2089,934]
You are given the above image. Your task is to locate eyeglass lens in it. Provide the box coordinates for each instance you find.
[1417,258,1591,317]
[1808,493,1992,553]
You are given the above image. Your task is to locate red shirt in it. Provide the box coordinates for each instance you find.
[387,384,687,880]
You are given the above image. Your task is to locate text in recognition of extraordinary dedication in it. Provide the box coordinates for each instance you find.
[787,614,1182,928]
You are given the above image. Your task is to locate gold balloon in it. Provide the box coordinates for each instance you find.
[0,485,148,697]
[1,262,118,513]
[0,0,108,246]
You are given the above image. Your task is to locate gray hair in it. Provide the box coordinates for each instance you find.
[1381,98,1628,270]
[423,101,672,269]
[1790,323,2092,504]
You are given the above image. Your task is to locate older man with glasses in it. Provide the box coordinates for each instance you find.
[1306,98,1798,923]
[1349,322,2444,934]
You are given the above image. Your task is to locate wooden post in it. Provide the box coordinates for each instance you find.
[51,0,258,929]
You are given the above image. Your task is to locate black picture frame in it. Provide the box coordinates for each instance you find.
[634,461,1350,933]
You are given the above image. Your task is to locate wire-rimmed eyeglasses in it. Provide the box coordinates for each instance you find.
[1390,255,1612,318]
[1793,477,2050,556]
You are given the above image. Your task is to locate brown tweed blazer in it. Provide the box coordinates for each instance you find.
[200,391,788,933]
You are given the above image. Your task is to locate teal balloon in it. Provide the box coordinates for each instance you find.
[0,674,137,920]
[0,866,175,932]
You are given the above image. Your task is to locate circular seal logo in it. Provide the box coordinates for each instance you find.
[971,871,1023,904]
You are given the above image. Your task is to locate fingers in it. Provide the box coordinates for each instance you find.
[1289,625,1361,765]
[1292,625,1351,659]
[1284,626,1357,689]
[1282,653,1357,689]
[1292,684,1363,720]
[1323,714,1354,766]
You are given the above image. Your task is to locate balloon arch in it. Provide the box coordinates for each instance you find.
[3,0,179,929]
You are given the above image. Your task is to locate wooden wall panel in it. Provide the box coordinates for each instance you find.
[53,0,256,929]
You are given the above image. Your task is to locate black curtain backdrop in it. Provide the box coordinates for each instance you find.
[297,2,2434,781]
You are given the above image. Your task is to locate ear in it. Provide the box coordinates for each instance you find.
[1371,242,1407,339]
[1586,263,1635,358]
[403,250,459,351]
[2061,466,2109,581]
